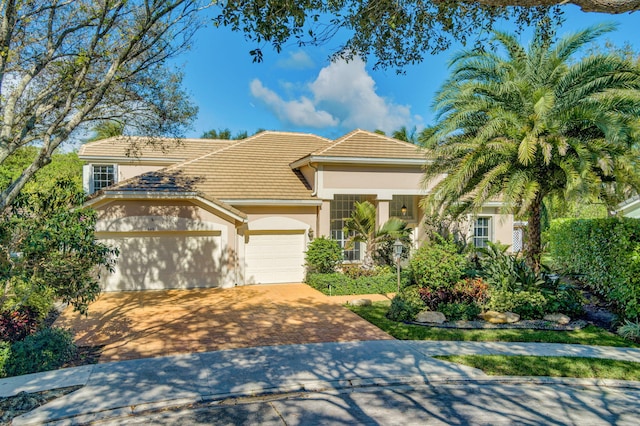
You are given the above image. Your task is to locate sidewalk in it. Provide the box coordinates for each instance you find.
[2,340,640,425]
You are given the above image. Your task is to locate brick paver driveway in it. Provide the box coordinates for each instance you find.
[55,284,393,363]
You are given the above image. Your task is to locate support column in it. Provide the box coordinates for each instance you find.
[376,199,390,228]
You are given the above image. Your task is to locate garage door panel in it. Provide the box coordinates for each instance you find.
[101,233,222,291]
[244,232,305,284]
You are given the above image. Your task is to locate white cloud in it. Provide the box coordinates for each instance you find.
[250,57,415,133]
[276,51,315,70]
[250,80,339,128]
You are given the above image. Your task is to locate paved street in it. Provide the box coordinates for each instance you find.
[99,382,640,425]
[6,340,640,425]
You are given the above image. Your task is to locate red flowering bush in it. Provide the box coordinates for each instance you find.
[0,308,40,343]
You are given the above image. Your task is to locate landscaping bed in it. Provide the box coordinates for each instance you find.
[409,319,588,331]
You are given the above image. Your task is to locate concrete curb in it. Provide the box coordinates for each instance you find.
[25,375,640,426]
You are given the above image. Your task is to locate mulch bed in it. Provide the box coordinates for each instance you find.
[0,386,82,424]
[409,319,588,331]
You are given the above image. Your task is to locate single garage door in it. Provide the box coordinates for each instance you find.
[98,231,222,291]
[244,230,306,284]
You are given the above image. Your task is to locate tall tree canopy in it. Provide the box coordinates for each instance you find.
[0,0,203,211]
[421,24,640,271]
[215,1,638,70]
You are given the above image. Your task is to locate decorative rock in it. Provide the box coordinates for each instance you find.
[478,311,520,324]
[504,312,520,323]
[348,298,372,307]
[416,310,447,324]
[544,313,571,325]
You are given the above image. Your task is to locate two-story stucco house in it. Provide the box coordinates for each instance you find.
[80,129,514,291]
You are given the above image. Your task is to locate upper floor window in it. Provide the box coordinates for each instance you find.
[390,195,415,220]
[473,217,491,248]
[92,165,115,192]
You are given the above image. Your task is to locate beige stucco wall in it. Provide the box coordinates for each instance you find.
[459,207,514,248]
[237,205,317,234]
[94,199,240,290]
[320,165,424,196]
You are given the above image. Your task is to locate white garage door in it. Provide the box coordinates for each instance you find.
[244,231,306,284]
[98,231,222,291]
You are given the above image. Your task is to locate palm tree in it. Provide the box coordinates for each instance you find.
[422,24,640,272]
[86,120,124,142]
[344,201,412,269]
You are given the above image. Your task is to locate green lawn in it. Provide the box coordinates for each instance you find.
[348,301,639,347]
[435,355,640,381]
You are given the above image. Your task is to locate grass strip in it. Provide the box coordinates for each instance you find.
[435,355,640,381]
[348,301,639,347]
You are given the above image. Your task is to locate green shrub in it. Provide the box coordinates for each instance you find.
[409,237,466,290]
[617,320,640,342]
[306,272,409,296]
[4,328,77,377]
[487,290,548,319]
[386,286,426,322]
[549,218,640,320]
[340,264,392,279]
[304,237,343,275]
[2,279,55,319]
[478,242,544,292]
[541,281,585,318]
[0,341,9,378]
[437,302,481,321]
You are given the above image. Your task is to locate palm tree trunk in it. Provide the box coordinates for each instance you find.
[524,194,544,273]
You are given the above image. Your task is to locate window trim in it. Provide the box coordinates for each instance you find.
[90,164,118,193]
[472,216,492,248]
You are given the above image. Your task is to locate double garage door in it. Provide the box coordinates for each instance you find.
[98,231,222,291]
[99,230,306,290]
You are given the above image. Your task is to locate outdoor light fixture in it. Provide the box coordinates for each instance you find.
[393,239,403,293]
[401,204,407,217]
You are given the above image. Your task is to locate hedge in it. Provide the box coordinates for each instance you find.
[548,218,640,320]
[306,272,410,296]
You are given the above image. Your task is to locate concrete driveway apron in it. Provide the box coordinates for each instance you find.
[55,284,393,363]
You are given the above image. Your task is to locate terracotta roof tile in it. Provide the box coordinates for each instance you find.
[163,131,333,200]
[79,136,236,161]
[314,129,424,160]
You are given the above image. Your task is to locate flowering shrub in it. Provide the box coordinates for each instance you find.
[0,308,40,343]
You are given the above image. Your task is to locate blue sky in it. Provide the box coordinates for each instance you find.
[178,5,640,140]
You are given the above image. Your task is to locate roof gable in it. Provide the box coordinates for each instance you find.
[314,129,424,160]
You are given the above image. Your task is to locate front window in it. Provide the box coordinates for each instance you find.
[473,217,491,248]
[92,165,115,192]
[330,195,367,261]
[390,195,415,220]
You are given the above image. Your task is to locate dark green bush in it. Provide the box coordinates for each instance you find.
[487,290,548,319]
[409,237,466,290]
[340,264,393,279]
[0,341,9,378]
[304,237,343,274]
[4,328,77,377]
[541,281,585,318]
[306,272,409,296]
[437,302,481,321]
[549,218,640,320]
[478,242,544,292]
[386,286,426,322]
